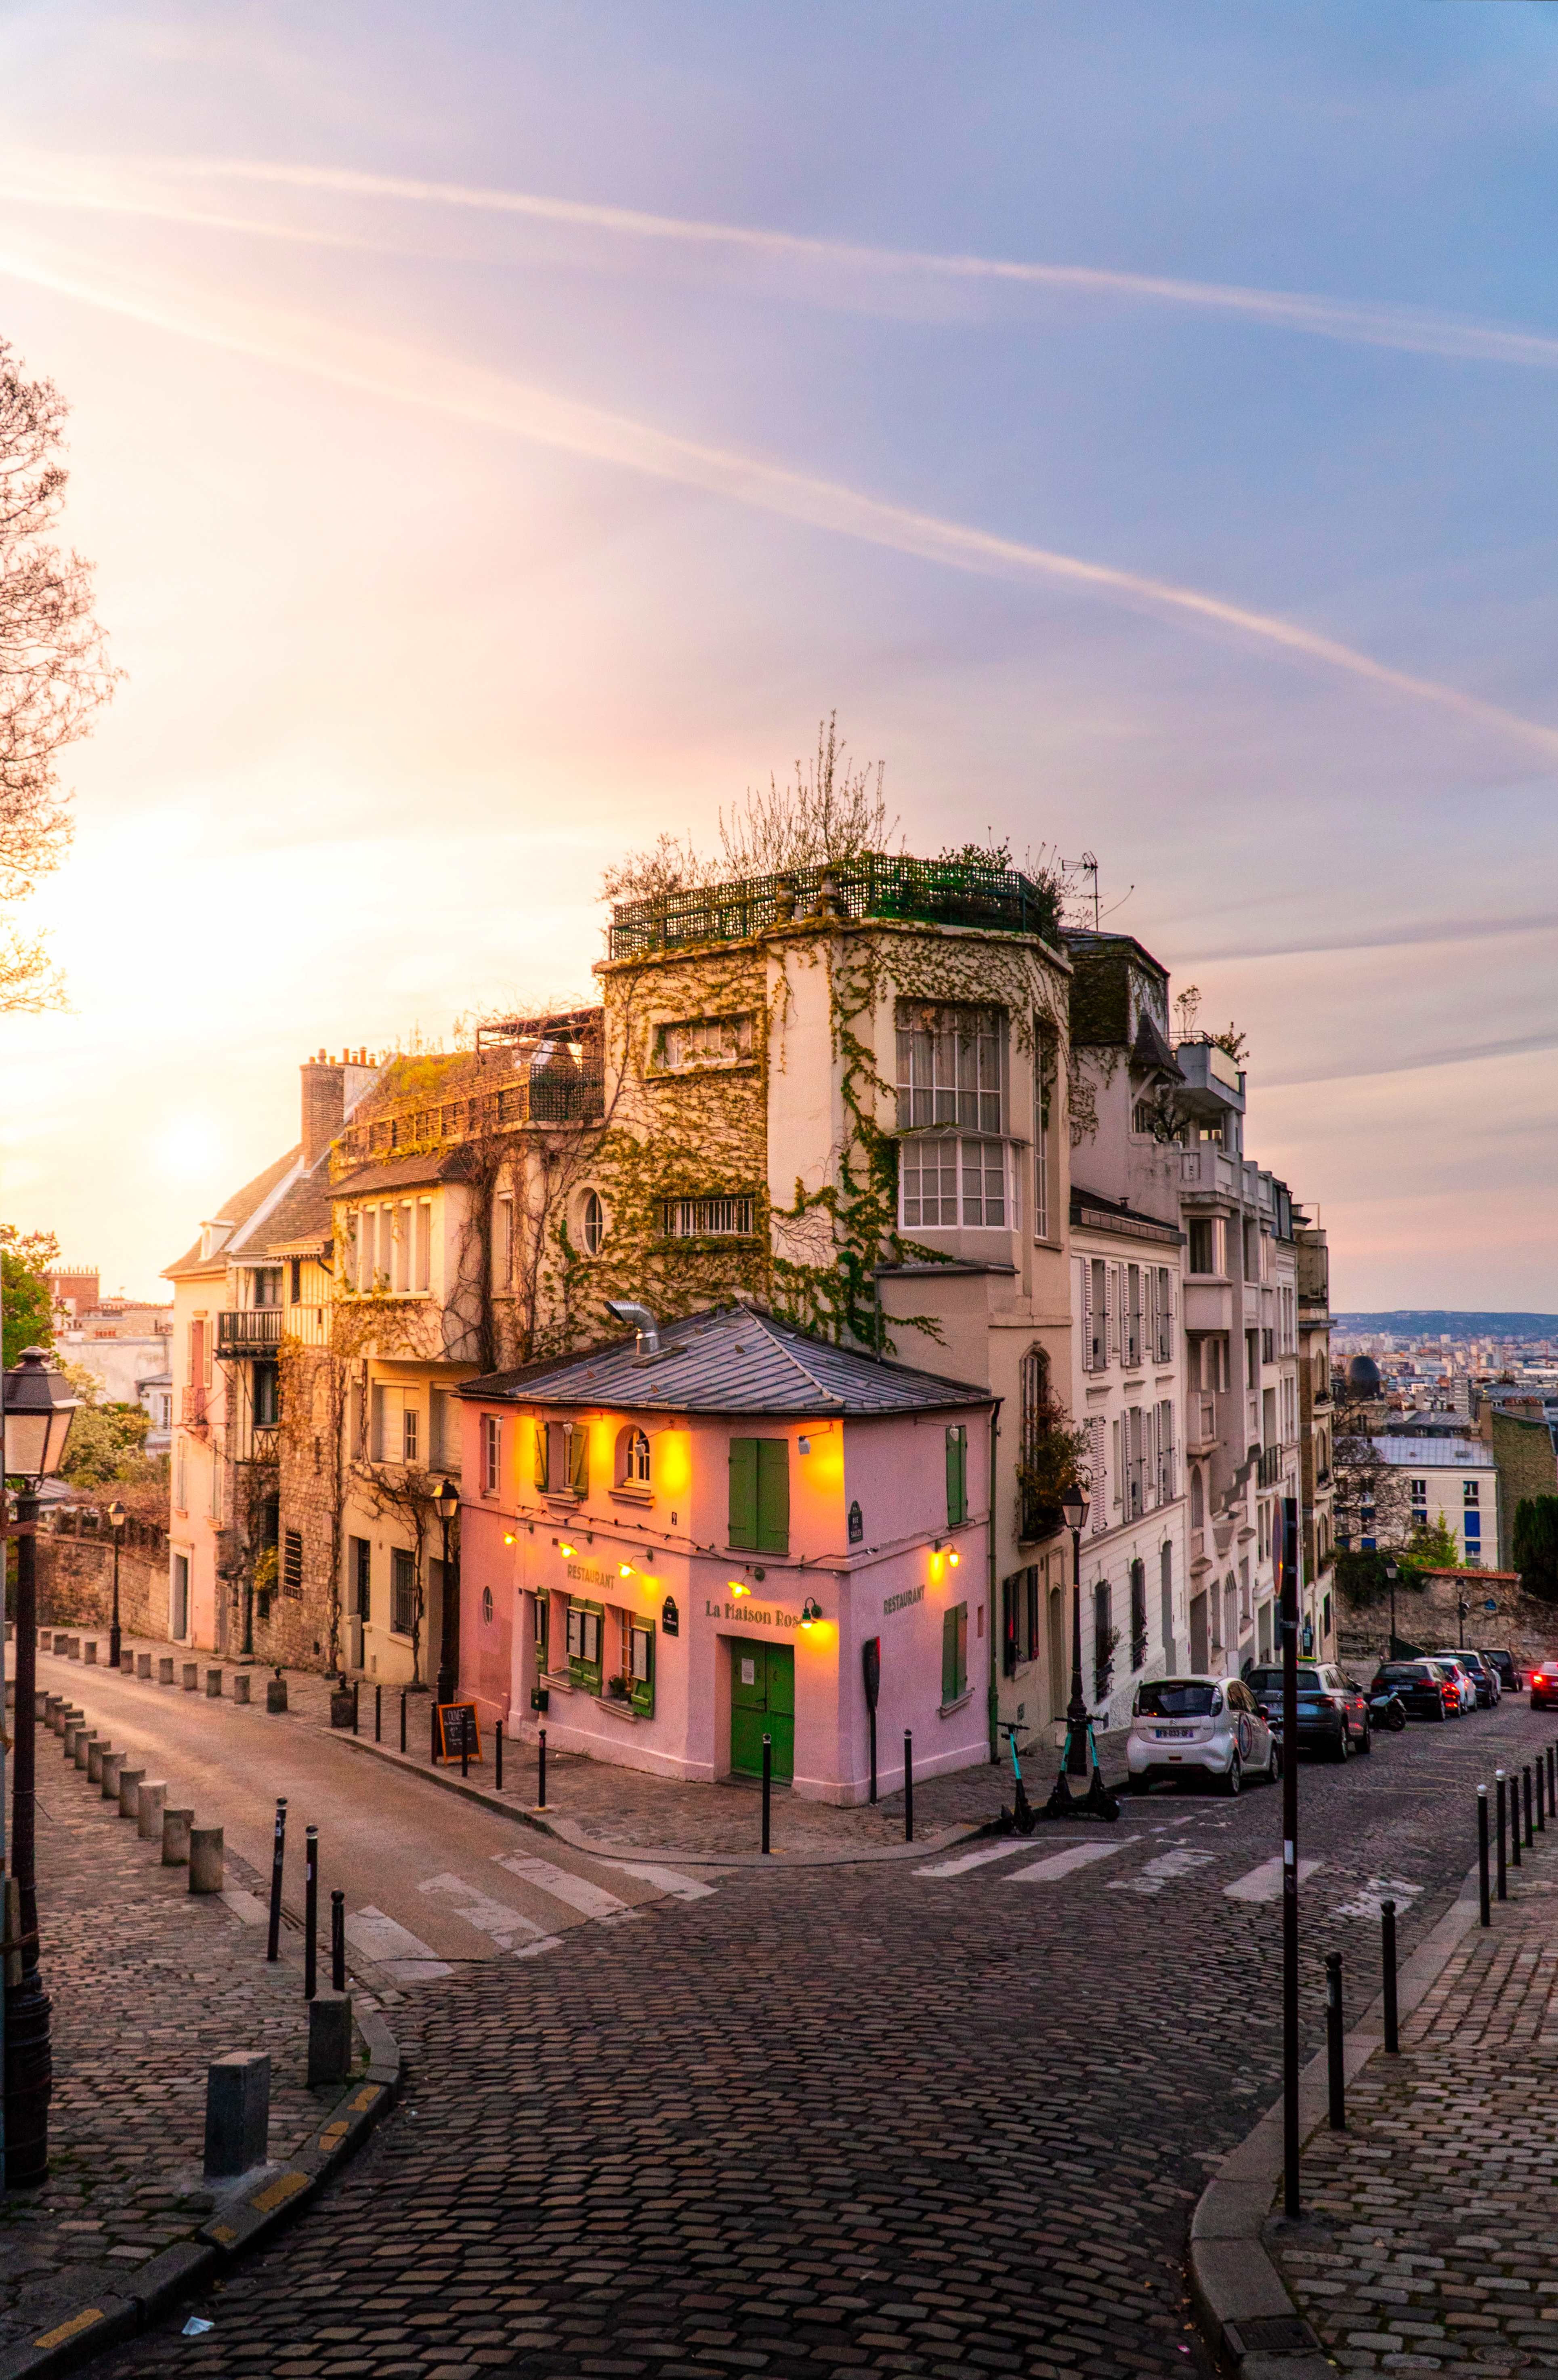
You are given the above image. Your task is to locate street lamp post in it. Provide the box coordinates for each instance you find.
[2,1347,79,2189]
[434,1477,460,1709]
[106,1500,125,1672]
[1060,1482,1091,1778]
[1385,1558,1399,1661]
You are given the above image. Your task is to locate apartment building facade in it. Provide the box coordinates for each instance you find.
[1296,1208,1337,1659]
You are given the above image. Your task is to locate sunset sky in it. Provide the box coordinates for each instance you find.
[2,3,1555,1308]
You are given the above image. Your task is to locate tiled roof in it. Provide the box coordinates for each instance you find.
[250,1167,335,1258]
[330,1145,479,1199]
[1070,1186,1184,1246]
[163,1147,302,1279]
[459,1304,991,1418]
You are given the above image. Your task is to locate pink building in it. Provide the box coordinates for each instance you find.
[456,1304,995,1804]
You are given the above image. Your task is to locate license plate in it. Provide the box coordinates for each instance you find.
[1155,1726,1193,1739]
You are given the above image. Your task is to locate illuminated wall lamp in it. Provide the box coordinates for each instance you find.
[800,1596,823,1630]
[619,1562,635,1578]
[559,1542,576,1558]
[727,1578,750,1597]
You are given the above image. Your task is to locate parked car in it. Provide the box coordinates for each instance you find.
[1126,1676,1279,1797]
[1530,1661,1558,1713]
[1430,1649,1499,1708]
[1481,1648,1524,1694]
[1370,1659,1458,1721]
[1435,1657,1479,1714]
[1245,1662,1372,1760]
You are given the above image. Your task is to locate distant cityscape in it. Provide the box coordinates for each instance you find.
[1333,1311,1558,1419]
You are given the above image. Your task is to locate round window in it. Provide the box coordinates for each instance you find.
[581,1189,606,1255]
[481,1586,494,1626]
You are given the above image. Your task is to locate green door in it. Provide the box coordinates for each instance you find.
[730,1641,794,1781]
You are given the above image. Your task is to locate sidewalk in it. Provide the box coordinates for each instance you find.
[1270,1837,1558,2374]
[0,1722,330,2355]
[48,1623,1133,1858]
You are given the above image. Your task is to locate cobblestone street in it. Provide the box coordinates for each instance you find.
[0,1720,323,2350]
[76,1689,1558,2380]
[1272,1836,1558,2374]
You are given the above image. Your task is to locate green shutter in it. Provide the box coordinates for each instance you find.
[568,1422,589,1498]
[956,1602,968,1699]
[942,1601,968,1704]
[629,1622,655,1716]
[757,1439,790,1553]
[534,1420,549,1493]
[729,1437,758,1548]
[946,1425,968,1527]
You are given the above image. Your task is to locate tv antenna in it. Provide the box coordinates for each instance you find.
[1062,851,1100,932]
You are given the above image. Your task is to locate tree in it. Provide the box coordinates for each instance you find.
[1,339,119,1009]
[1400,1514,1461,1572]
[1,1224,56,1366]
[1330,1386,1413,1555]
[55,1363,154,1488]
[1513,1496,1558,1604]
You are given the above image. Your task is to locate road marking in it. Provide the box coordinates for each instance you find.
[1331,1875,1424,1920]
[1005,1841,1128,1884]
[917,1839,1040,1878]
[1107,1846,1216,1895]
[418,1872,555,1952]
[1225,1855,1323,1903]
[492,1851,630,1918]
[612,1863,718,1900]
[219,1889,270,1925]
[344,1906,452,1982]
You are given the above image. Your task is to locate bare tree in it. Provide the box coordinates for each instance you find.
[1,338,119,1008]
[1331,1386,1413,1554]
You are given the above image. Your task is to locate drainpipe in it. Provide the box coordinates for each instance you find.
[987,1398,1003,1764]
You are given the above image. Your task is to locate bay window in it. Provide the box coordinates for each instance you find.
[900,1136,1013,1229]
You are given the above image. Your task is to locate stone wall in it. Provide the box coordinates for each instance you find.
[1338,1565,1558,1670]
[1487,1412,1558,1572]
[33,1529,172,1642]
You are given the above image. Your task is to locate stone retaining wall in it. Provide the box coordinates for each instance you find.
[33,1530,172,1642]
[1339,1565,1558,1666]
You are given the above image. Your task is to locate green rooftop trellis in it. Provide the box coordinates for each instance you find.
[607,853,1061,961]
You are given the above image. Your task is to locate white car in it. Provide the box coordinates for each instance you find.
[1432,1656,1479,1714]
[1126,1674,1279,1798]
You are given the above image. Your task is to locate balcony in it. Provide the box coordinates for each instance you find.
[218,1309,283,1356]
[1183,1281,1236,1334]
[607,853,1060,960]
[237,1424,280,1468]
[1257,1445,1282,1489]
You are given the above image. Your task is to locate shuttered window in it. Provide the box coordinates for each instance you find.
[568,1422,590,1498]
[945,1425,968,1527]
[729,1438,789,1552]
[629,1621,655,1716]
[567,1602,603,1693]
[533,1420,549,1492]
[941,1602,969,1705]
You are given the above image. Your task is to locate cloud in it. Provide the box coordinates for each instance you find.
[1263,1029,1558,1090]
[1183,908,1558,966]
[31,147,1558,373]
[2,224,1556,766]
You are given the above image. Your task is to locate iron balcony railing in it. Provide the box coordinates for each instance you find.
[337,1069,605,1166]
[218,1309,284,1356]
[607,854,1061,961]
[237,1424,280,1467]
[1258,1445,1283,1489]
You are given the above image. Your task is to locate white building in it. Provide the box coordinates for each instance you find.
[1377,1435,1497,1569]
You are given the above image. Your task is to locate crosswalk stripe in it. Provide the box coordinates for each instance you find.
[917,1839,1039,1878]
[1224,1855,1322,1902]
[419,1872,554,1950]
[613,1863,718,1900]
[492,1851,630,1918]
[344,1905,453,1981]
[1005,1841,1127,1884]
[1108,1845,1217,1895]
[1330,1874,1422,1920]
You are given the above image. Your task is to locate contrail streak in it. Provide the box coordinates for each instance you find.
[1263,1028,1558,1090]
[48,148,1558,373]
[2,227,1554,760]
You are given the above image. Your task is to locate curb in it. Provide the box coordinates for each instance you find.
[1188,1857,1494,2380]
[334,1729,985,1866]
[0,2006,403,2380]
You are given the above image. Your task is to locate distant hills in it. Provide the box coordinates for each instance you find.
[1333,1311,1558,1338]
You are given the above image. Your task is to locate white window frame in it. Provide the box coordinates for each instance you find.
[895,1003,1005,1134]
[899,1135,1015,1230]
[481,1413,501,1497]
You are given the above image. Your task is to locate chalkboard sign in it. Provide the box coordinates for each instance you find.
[434,1702,482,1764]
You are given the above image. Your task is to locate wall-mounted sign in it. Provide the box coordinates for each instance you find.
[702,1600,802,1628]
[883,1584,924,1617]
[662,1595,680,1637]
[567,1559,615,1590]
[848,1501,864,1545]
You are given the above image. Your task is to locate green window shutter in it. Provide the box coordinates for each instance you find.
[942,1605,957,1703]
[534,1421,549,1493]
[946,1425,968,1527]
[956,1602,968,1699]
[729,1437,758,1548]
[629,1622,655,1716]
[568,1422,589,1498]
[756,1439,790,1553]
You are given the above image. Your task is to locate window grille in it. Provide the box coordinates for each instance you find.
[663,1195,755,1239]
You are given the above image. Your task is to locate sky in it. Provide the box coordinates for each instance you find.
[1,2,1555,1309]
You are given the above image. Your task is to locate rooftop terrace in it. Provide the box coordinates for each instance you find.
[607,853,1061,961]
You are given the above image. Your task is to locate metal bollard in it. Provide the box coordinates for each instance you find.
[375,1683,382,1744]
[1325,1951,1346,2129]
[399,1688,406,1754]
[1512,1775,1523,1870]
[266,1798,287,1962]
[761,1733,772,1854]
[1496,1771,1508,1901]
[1538,1754,1547,1834]
[903,1729,914,1844]
[1478,1786,1491,1926]
[496,1718,503,1792]
[1524,1764,1535,1848]
[1381,1898,1399,2054]
[538,1727,547,1810]
[304,1824,318,2000]
[1549,1744,1556,1813]
[330,1888,346,1992]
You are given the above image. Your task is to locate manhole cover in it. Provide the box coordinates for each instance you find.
[1228,2315,1322,2355]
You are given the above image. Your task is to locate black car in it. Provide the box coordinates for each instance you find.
[1371,1659,1457,1721]
[1481,1648,1523,1694]
[1246,1662,1371,1759]
[1430,1649,1500,1708]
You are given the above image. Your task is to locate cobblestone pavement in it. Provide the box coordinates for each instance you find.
[0,1730,328,2349]
[1271,1833,1558,2375]
[84,1699,1558,2379]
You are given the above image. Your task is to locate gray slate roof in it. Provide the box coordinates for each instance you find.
[459,1304,991,1418]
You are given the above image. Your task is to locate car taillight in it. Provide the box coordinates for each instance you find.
[1534,1674,1546,1687]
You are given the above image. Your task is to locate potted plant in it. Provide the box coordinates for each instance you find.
[605,1673,630,1701]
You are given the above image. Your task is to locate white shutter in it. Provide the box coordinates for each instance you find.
[1079,1258,1094,1375]
[1088,1416,1108,1531]
[1105,1265,1117,1363]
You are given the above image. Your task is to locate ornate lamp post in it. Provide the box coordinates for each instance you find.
[1059,1481,1091,1777]
[106,1499,126,1671]
[2,1347,79,2188]
[434,1477,460,1708]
